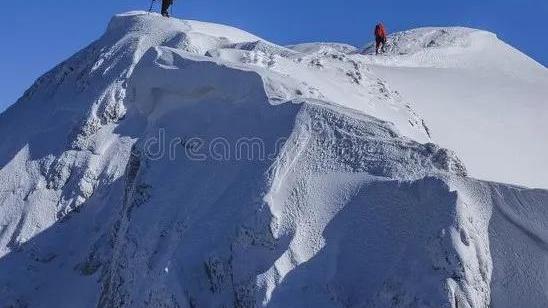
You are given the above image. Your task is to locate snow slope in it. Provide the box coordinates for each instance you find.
[0,11,547,307]
[363,27,548,189]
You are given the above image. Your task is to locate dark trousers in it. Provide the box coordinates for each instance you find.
[375,36,387,54]
[161,0,173,17]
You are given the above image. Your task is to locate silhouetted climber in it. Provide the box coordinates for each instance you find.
[161,0,173,17]
[375,22,387,55]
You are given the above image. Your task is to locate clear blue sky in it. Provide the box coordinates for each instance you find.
[0,0,546,111]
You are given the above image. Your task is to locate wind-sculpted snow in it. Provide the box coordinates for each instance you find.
[0,11,547,308]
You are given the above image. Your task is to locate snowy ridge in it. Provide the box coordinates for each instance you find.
[0,11,547,307]
[362,27,546,74]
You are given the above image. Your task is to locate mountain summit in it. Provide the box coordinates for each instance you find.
[0,11,547,307]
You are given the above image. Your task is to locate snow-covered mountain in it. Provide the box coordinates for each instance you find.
[0,11,547,307]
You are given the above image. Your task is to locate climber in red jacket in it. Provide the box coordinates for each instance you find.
[375,23,387,55]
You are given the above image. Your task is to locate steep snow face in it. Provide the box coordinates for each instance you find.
[0,11,547,308]
[363,27,548,189]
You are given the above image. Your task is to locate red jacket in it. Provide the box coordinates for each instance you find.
[375,24,386,38]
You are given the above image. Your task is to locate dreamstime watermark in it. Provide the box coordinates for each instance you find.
[134,128,291,161]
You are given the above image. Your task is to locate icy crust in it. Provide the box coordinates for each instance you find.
[0,11,547,308]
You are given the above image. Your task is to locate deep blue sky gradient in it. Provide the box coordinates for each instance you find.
[0,0,546,111]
